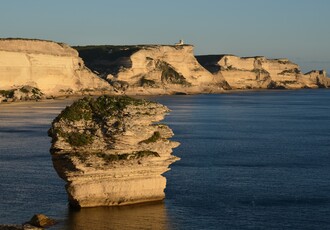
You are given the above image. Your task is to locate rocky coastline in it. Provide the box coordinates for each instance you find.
[1,38,329,103]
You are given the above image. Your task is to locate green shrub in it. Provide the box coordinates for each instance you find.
[57,96,151,122]
[90,95,147,118]
[0,89,14,98]
[59,98,93,121]
[66,132,93,147]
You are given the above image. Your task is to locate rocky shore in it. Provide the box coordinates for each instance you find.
[48,95,179,207]
[0,214,55,230]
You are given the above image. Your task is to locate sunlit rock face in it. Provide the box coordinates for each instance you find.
[75,45,230,95]
[196,55,330,89]
[48,95,179,207]
[0,39,110,96]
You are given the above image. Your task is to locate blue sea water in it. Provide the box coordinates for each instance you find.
[0,90,330,229]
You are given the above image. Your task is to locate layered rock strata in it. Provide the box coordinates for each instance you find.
[2,38,328,96]
[75,45,230,95]
[0,38,110,96]
[48,95,179,207]
[196,55,330,89]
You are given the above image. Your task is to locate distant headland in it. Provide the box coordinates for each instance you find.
[0,38,329,102]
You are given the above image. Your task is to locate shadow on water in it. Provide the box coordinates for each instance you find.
[61,202,171,230]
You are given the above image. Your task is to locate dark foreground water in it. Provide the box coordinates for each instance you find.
[0,90,330,229]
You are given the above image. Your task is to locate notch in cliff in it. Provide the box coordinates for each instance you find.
[48,95,180,208]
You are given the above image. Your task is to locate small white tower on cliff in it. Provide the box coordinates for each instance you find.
[175,39,184,46]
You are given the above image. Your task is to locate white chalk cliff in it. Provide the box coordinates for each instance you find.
[196,55,330,89]
[0,39,110,96]
[48,96,179,207]
[1,38,329,97]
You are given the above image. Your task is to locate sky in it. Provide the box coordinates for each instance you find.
[1,0,329,73]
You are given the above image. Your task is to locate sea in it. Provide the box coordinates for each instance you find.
[0,90,330,230]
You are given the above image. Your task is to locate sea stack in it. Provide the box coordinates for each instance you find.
[48,95,180,207]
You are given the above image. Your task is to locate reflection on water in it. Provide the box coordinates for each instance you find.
[63,202,170,230]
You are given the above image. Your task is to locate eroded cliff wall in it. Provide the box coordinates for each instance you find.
[196,55,330,89]
[2,39,328,96]
[0,39,110,96]
[48,96,179,207]
[75,45,230,94]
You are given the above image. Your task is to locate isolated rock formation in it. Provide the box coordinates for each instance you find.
[196,55,330,89]
[26,214,56,228]
[75,45,230,95]
[0,38,110,96]
[48,95,179,207]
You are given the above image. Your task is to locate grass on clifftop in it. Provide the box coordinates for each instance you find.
[57,95,149,122]
[51,95,155,148]
[59,99,93,121]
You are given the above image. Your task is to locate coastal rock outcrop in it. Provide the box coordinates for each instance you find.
[0,214,54,230]
[0,39,110,96]
[196,55,330,89]
[48,95,179,207]
[0,85,44,103]
[75,45,230,95]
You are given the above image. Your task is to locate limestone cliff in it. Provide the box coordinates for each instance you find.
[2,38,328,96]
[48,95,179,207]
[75,45,230,94]
[0,38,110,96]
[196,55,330,89]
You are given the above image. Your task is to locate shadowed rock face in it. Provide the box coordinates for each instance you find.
[196,55,330,89]
[48,95,179,208]
[0,39,110,96]
[75,45,230,95]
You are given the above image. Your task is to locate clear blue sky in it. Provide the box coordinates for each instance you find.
[1,0,329,73]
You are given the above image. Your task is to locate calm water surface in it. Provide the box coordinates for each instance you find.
[0,90,330,229]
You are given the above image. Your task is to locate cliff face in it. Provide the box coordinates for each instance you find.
[75,45,230,94]
[48,95,179,207]
[0,39,110,96]
[196,55,330,89]
[2,38,328,96]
